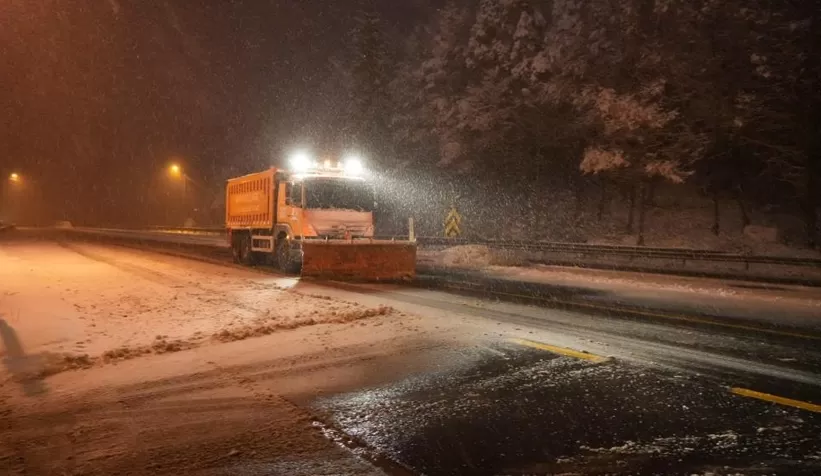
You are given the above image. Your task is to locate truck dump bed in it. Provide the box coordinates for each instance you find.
[225,168,275,229]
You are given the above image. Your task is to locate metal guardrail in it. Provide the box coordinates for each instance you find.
[81,227,821,269]
[416,237,821,269]
[69,227,228,248]
[148,226,226,235]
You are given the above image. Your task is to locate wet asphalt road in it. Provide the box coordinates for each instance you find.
[312,341,821,475]
[304,281,821,475]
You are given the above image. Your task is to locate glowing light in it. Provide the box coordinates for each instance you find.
[9,173,20,183]
[290,151,314,172]
[343,156,364,176]
[169,164,182,177]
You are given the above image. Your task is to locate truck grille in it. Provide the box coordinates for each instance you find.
[314,224,371,238]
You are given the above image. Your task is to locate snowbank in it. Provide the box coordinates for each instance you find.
[440,245,493,268]
[0,242,402,380]
[212,305,394,343]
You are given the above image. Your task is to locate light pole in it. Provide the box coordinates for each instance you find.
[168,164,188,224]
[5,173,23,224]
[167,164,206,226]
[168,163,187,203]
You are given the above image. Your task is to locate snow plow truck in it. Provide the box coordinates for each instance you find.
[225,156,416,281]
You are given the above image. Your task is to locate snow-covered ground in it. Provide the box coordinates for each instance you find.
[0,242,416,373]
[0,240,454,475]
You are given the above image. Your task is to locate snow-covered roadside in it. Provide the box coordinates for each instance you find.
[487,264,821,306]
[0,241,411,380]
[419,246,821,329]
[420,244,821,282]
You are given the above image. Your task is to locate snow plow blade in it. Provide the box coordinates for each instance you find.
[301,240,416,281]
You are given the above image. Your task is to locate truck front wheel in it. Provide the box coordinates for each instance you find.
[275,237,300,274]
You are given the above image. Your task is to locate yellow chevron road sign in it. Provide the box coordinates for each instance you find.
[444,207,461,237]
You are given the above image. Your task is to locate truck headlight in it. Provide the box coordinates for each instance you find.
[343,156,364,176]
[290,151,314,172]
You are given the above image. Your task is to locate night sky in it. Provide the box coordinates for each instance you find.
[0,0,424,225]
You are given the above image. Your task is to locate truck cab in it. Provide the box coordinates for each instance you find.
[281,172,375,241]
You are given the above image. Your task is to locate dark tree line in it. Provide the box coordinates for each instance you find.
[345,0,821,246]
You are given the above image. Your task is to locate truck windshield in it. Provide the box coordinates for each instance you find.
[303,178,374,211]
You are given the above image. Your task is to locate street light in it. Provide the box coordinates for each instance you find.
[165,163,206,226]
[167,164,187,221]
[9,173,20,183]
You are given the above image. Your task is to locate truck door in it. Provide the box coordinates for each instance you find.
[278,181,304,238]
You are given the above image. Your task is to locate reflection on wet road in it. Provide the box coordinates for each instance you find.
[313,341,821,475]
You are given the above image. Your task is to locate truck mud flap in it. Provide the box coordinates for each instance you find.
[301,241,416,281]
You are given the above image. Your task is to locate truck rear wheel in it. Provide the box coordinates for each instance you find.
[231,235,241,264]
[233,233,255,266]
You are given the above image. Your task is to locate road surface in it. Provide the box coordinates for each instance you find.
[1,236,820,474]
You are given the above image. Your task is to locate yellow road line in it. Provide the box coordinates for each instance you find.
[511,338,610,363]
[441,283,821,342]
[730,387,821,413]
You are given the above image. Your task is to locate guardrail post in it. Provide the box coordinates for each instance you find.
[409,217,416,242]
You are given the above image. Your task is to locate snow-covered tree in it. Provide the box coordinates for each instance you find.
[384,0,820,243]
[736,0,821,245]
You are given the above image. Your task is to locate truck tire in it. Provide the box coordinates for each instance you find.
[231,235,240,264]
[231,235,242,264]
[275,237,300,274]
[236,234,255,266]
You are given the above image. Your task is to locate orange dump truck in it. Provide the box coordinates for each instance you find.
[225,165,416,280]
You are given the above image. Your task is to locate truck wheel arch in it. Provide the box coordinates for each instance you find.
[273,224,294,241]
